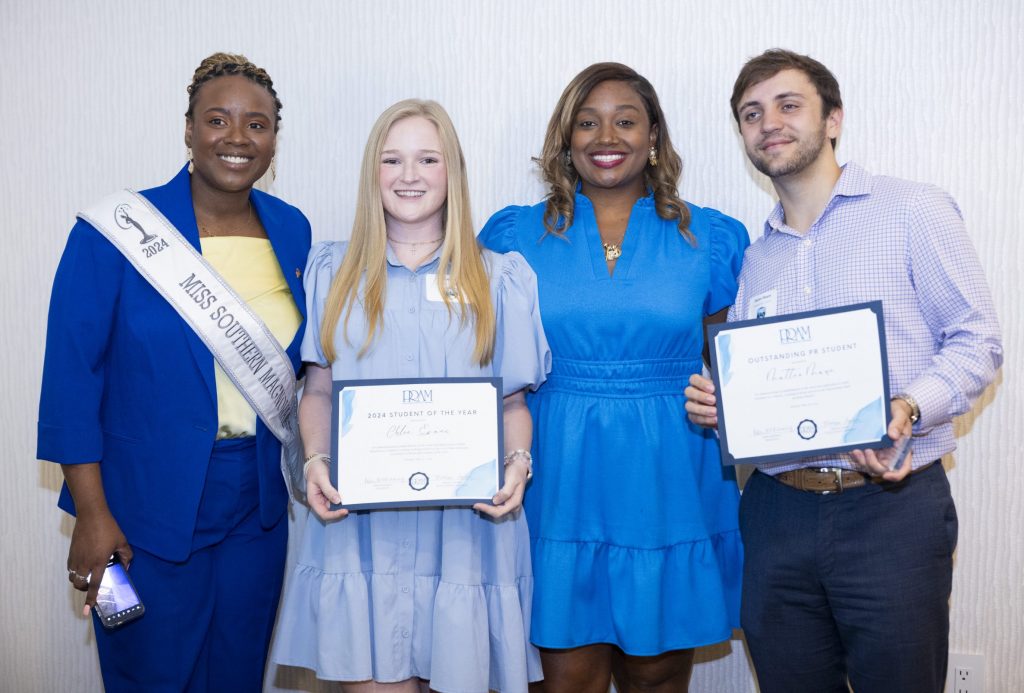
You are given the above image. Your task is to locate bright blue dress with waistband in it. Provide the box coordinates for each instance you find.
[479,192,748,654]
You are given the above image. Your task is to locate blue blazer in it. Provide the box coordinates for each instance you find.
[37,165,311,561]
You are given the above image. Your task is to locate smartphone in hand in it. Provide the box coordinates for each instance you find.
[94,555,145,629]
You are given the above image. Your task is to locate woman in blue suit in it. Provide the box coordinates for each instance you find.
[37,53,311,692]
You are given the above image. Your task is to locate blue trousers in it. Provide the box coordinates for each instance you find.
[94,438,288,692]
[739,463,957,693]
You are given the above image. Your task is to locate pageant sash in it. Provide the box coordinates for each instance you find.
[78,189,304,499]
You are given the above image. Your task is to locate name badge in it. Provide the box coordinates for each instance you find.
[424,273,459,303]
[748,289,777,320]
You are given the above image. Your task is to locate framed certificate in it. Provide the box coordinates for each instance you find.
[707,302,892,466]
[330,377,504,509]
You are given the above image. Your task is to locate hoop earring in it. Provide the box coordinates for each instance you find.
[648,146,658,167]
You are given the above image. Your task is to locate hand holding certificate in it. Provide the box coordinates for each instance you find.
[330,378,504,509]
[706,302,895,466]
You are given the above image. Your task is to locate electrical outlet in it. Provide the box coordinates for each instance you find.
[947,653,984,693]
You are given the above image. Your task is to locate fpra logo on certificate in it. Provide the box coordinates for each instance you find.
[331,378,503,509]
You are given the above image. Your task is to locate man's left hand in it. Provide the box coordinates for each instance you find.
[849,398,915,481]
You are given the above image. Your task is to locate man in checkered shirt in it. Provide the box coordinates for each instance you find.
[686,49,1002,693]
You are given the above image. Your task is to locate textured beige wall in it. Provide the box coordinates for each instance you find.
[3,1,1020,691]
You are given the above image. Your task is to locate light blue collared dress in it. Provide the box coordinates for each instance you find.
[272,242,550,693]
[480,194,747,655]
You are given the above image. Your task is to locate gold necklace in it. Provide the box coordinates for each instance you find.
[601,231,626,262]
[198,202,254,238]
[387,235,443,250]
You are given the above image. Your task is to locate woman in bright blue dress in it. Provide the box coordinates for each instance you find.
[479,63,748,692]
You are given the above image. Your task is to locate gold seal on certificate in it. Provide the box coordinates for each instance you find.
[707,302,894,466]
[330,378,504,509]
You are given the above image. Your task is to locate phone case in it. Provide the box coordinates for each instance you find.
[94,562,145,629]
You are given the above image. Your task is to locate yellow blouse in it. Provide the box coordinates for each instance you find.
[200,237,302,438]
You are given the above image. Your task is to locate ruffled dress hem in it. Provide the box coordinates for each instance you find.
[272,564,542,693]
[528,528,743,655]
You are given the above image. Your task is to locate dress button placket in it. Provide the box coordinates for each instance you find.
[393,512,416,671]
[402,270,419,372]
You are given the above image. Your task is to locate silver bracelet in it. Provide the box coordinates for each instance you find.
[303,452,331,480]
[503,448,533,480]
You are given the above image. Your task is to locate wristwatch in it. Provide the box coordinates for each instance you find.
[893,394,921,424]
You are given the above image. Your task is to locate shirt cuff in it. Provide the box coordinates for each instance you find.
[901,374,954,431]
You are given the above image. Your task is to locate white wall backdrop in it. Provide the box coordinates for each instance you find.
[2,1,1020,691]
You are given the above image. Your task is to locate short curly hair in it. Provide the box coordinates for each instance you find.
[186,52,282,130]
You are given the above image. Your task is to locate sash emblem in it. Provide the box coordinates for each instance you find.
[114,203,158,244]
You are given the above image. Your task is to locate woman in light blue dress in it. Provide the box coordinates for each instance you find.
[272,100,549,693]
[479,63,747,692]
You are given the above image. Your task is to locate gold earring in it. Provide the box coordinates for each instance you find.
[271,156,277,182]
[648,146,658,167]
[187,147,194,174]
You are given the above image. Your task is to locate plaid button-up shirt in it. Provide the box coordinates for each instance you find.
[729,162,1002,474]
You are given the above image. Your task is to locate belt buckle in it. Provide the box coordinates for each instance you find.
[818,467,843,495]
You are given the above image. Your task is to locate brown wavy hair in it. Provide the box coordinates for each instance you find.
[186,52,283,130]
[536,62,692,243]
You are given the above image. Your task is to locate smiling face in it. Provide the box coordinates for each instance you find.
[378,116,448,235]
[569,80,657,199]
[736,68,842,179]
[184,74,276,196]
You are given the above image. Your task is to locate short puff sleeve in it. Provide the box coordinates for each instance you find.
[704,209,750,316]
[478,205,528,254]
[300,241,346,367]
[490,251,551,396]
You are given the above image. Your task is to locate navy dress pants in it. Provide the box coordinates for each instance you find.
[740,463,957,693]
[94,438,288,693]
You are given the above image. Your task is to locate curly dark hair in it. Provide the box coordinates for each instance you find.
[186,52,282,130]
[536,62,692,243]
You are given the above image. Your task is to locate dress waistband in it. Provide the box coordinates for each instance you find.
[543,357,700,397]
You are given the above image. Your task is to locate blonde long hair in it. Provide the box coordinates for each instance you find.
[320,100,495,366]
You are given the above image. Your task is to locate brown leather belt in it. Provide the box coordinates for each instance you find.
[773,462,935,494]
